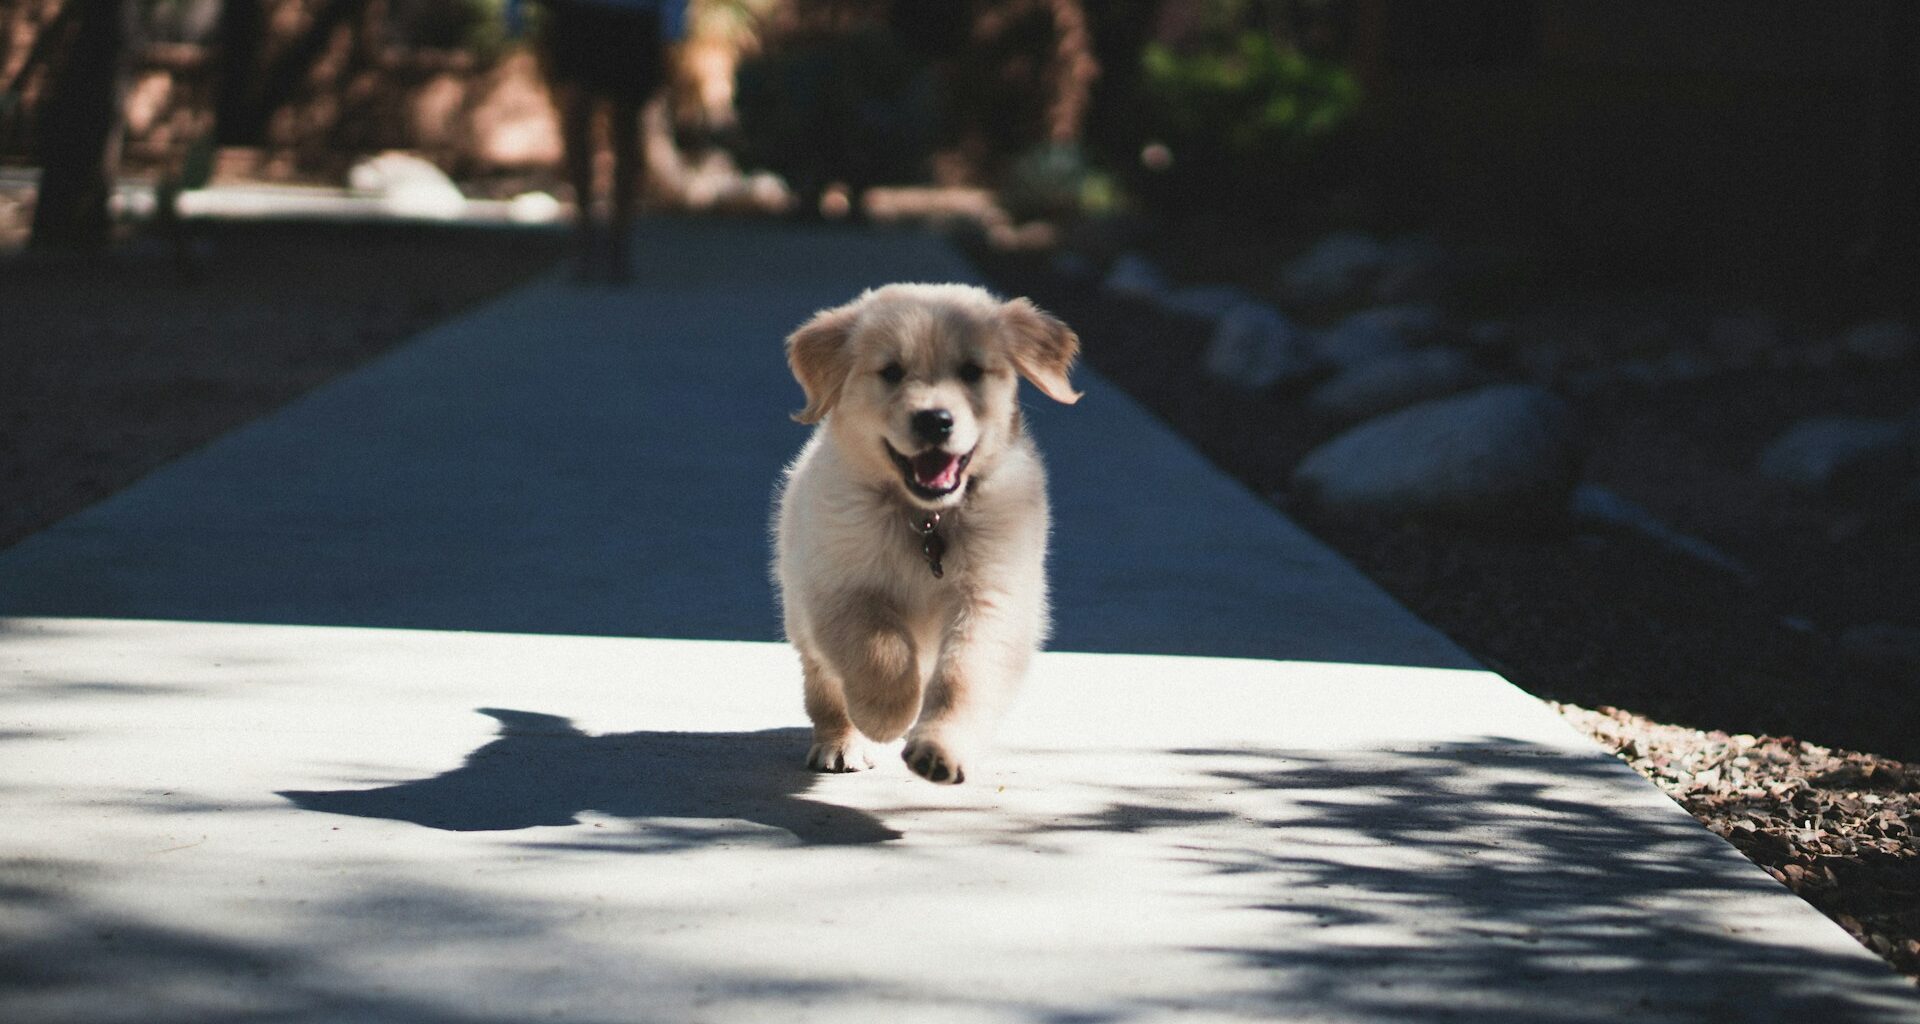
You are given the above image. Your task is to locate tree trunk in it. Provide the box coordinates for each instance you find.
[28,0,129,253]
[212,0,263,145]
[214,0,373,146]
[1041,0,1096,145]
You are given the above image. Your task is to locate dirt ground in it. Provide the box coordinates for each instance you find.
[0,220,570,549]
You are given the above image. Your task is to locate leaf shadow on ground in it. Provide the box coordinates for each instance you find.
[11,733,1920,1022]
[278,708,901,847]
[280,720,1919,1021]
[0,868,854,1024]
[1036,741,1920,1023]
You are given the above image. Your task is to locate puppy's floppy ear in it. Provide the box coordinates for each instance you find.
[1000,297,1082,405]
[786,299,862,424]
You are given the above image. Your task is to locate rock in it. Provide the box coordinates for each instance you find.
[507,191,563,224]
[1756,417,1912,495]
[744,171,794,213]
[1841,319,1918,364]
[1157,284,1256,323]
[347,151,466,219]
[1291,384,1583,523]
[1279,231,1385,307]
[1570,484,1752,578]
[1354,303,1447,343]
[1705,311,1783,368]
[1839,622,1920,682]
[1307,348,1482,422]
[670,152,795,214]
[1312,321,1403,372]
[1203,302,1317,390]
[1313,304,1445,370]
[1587,349,1716,392]
[1102,252,1167,301]
[1465,320,1514,354]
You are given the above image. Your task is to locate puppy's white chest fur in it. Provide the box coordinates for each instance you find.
[775,429,1045,612]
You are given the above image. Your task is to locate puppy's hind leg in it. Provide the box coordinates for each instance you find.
[801,652,877,773]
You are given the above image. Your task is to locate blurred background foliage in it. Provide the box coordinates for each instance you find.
[1131,16,1360,215]
[389,0,509,56]
[1140,33,1359,159]
[2,0,1357,218]
[722,0,1358,220]
[4,0,1912,286]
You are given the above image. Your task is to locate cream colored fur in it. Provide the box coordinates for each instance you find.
[772,283,1080,784]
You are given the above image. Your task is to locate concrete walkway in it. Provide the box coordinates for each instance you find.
[2,219,1915,1022]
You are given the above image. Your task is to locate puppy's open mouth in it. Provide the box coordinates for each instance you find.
[886,443,974,500]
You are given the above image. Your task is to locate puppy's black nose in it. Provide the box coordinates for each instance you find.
[911,408,955,443]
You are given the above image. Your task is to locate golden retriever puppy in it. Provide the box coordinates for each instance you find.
[773,283,1080,784]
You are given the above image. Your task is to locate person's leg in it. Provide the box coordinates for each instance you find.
[558,85,601,281]
[607,96,642,284]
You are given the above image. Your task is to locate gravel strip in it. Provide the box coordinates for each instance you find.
[1559,703,1920,981]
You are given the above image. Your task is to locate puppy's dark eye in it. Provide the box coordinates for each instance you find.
[879,363,905,385]
[958,361,984,384]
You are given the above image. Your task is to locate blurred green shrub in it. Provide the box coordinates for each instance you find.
[394,0,510,57]
[1000,142,1124,223]
[1136,30,1360,206]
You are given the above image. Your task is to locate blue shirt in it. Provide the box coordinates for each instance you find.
[510,0,687,41]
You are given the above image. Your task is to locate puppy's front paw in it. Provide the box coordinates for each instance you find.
[902,734,969,785]
[807,737,877,773]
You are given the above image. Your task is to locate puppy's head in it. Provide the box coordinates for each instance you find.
[787,283,1080,510]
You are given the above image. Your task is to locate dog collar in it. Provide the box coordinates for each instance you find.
[913,512,946,579]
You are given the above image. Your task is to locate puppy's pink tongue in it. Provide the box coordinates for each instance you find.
[912,451,962,491]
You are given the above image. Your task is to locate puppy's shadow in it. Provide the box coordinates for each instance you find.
[280,708,900,847]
